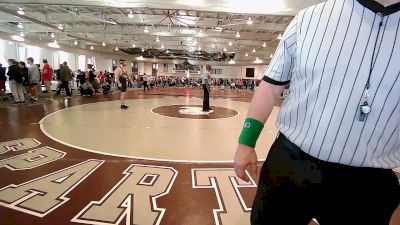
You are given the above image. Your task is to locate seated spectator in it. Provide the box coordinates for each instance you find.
[91,78,101,93]
[80,79,95,96]
[102,81,113,95]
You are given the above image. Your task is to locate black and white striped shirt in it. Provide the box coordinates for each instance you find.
[264,0,400,168]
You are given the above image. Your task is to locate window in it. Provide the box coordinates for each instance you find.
[211,69,222,74]
[246,68,255,78]
[112,59,117,71]
[132,62,138,74]
[18,46,25,62]
[87,57,96,70]
[152,63,158,76]
[163,63,168,72]
[78,55,86,71]
[26,45,40,63]
[59,51,68,65]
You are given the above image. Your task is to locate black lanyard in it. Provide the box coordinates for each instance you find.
[360,12,385,121]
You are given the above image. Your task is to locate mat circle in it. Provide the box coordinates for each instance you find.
[152,105,239,119]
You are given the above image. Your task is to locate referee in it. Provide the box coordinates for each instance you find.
[234,0,400,224]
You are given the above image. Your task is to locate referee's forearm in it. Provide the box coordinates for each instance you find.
[246,81,284,124]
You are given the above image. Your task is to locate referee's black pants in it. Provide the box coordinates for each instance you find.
[202,84,210,111]
[251,133,400,225]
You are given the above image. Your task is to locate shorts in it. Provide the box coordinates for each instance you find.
[0,80,5,90]
[119,76,127,92]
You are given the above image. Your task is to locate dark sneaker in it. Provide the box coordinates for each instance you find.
[12,101,20,105]
[121,105,129,109]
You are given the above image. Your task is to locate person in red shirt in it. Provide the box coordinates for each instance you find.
[99,71,105,85]
[42,59,53,100]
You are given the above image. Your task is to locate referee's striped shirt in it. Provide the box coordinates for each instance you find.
[264,0,400,168]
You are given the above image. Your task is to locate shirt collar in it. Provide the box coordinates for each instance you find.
[356,0,400,15]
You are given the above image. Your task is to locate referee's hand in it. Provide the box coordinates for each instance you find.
[234,144,258,182]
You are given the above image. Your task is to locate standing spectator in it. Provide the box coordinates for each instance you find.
[7,59,24,104]
[143,73,149,91]
[18,61,29,87]
[202,64,212,112]
[0,64,6,100]
[41,59,53,101]
[56,61,72,97]
[76,70,85,86]
[55,64,62,81]
[36,63,42,95]
[26,57,39,103]
[99,71,105,85]
[89,69,95,82]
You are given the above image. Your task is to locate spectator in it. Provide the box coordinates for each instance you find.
[26,57,39,103]
[0,63,6,100]
[41,59,54,101]
[8,59,25,104]
[80,79,95,96]
[56,61,72,97]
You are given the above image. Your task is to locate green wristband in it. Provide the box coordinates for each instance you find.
[238,118,264,148]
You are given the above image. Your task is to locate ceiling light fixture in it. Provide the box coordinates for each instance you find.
[252,48,256,53]
[245,52,249,57]
[156,36,160,42]
[132,43,136,48]
[74,40,78,45]
[17,8,24,15]
[198,46,201,51]
[141,48,145,52]
[236,31,240,38]
[223,47,227,52]
[161,43,164,49]
[19,32,24,37]
[277,33,283,40]
[228,59,235,64]
[166,50,170,53]
[102,41,106,46]
[11,35,24,42]
[262,42,266,47]
[115,46,119,51]
[128,10,134,19]
[144,26,149,33]
[193,38,197,45]
[50,32,55,38]
[270,54,274,58]
[90,45,94,50]
[58,24,63,30]
[48,40,60,48]
[254,57,263,64]
[229,41,232,46]
[17,22,23,29]
[137,55,144,61]
[247,17,253,25]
